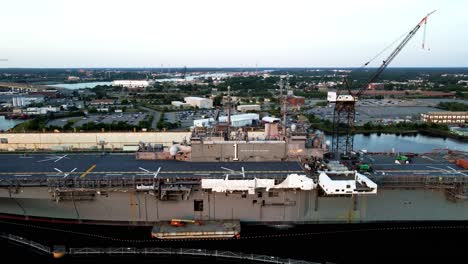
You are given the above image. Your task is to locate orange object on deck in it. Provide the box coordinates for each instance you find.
[456,159,468,169]
[170,219,196,227]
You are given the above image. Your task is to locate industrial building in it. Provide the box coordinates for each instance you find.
[112,80,154,89]
[421,111,468,124]
[193,118,215,127]
[30,89,58,98]
[358,90,454,98]
[367,83,385,89]
[237,104,261,112]
[67,76,80,81]
[193,113,259,128]
[89,99,115,106]
[219,113,259,127]
[12,95,45,107]
[262,116,281,123]
[184,97,213,109]
[171,101,191,108]
[287,96,305,110]
[23,106,59,115]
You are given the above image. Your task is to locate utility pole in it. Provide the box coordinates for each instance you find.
[279,78,287,138]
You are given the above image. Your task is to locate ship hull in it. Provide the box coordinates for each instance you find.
[1,187,467,225]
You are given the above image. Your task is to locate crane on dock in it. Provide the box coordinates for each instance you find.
[328,10,436,160]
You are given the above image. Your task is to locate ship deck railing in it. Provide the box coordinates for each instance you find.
[0,233,50,254]
[2,175,467,190]
[0,232,318,264]
[370,175,468,188]
[70,247,318,263]
[0,174,294,189]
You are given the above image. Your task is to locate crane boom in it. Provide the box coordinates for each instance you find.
[357,10,436,97]
[329,11,436,159]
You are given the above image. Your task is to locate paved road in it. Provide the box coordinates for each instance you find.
[139,106,161,130]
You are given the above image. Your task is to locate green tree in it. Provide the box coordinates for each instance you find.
[363,122,374,130]
[213,95,223,107]
[437,102,468,111]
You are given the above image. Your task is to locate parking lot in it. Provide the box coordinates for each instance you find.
[47,113,149,128]
[307,99,442,125]
[165,109,228,128]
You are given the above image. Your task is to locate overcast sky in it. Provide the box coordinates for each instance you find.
[0,0,466,68]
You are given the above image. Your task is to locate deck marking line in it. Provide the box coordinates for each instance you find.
[54,154,68,163]
[80,164,96,178]
[426,166,450,172]
[37,157,58,163]
[447,166,468,176]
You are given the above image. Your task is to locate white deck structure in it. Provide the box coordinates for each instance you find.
[201,174,316,194]
[318,171,377,195]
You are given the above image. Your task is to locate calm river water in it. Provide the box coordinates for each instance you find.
[0,116,23,131]
[47,81,112,89]
[324,132,466,153]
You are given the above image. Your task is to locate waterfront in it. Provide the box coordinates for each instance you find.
[0,128,465,152]
[47,81,112,89]
[323,132,467,153]
[47,73,230,90]
[0,116,23,131]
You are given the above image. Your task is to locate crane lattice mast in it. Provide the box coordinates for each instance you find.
[329,11,436,159]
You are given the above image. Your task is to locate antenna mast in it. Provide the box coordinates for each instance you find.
[279,78,287,138]
[227,85,231,138]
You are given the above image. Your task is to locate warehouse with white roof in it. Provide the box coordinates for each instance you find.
[193,113,259,127]
[184,97,213,109]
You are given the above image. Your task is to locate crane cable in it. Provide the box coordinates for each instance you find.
[422,17,430,51]
[337,29,411,94]
[360,29,412,69]
[358,12,433,71]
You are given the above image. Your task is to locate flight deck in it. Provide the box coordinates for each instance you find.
[0,153,304,180]
[363,154,468,177]
[0,153,466,181]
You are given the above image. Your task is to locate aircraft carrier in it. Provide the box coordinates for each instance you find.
[0,133,467,228]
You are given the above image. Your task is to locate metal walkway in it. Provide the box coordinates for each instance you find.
[0,233,319,264]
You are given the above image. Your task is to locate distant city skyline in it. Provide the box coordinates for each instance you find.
[0,0,467,68]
